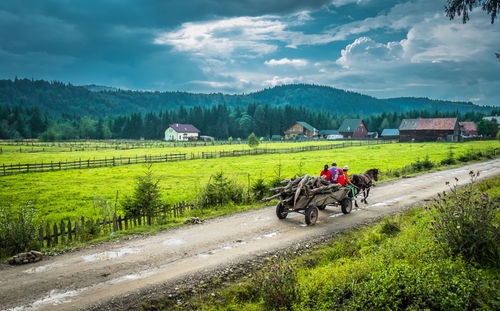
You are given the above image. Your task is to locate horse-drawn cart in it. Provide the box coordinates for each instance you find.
[263,174,353,225]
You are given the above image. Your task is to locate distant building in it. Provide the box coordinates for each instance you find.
[459,121,478,137]
[165,123,200,141]
[284,121,318,138]
[380,129,400,140]
[399,118,459,142]
[367,132,378,139]
[338,119,368,139]
[318,130,341,139]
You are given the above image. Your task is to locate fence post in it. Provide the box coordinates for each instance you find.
[46,224,51,247]
[39,224,44,247]
[68,219,72,242]
[53,223,58,245]
[60,220,66,244]
[113,214,118,232]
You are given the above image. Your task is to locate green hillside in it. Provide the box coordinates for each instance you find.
[0,79,492,117]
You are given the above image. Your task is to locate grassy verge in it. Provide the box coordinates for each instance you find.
[143,176,500,310]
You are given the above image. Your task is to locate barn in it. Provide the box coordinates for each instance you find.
[459,121,478,137]
[380,128,399,140]
[165,123,200,141]
[284,121,318,138]
[399,118,459,142]
[338,119,368,139]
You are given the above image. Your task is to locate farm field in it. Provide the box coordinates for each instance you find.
[0,140,498,224]
[0,140,342,165]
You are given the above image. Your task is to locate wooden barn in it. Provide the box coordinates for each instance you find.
[284,121,318,138]
[459,121,478,137]
[380,128,399,140]
[398,118,459,142]
[338,119,368,139]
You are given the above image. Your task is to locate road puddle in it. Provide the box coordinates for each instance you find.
[82,247,138,262]
[162,238,186,246]
[23,262,63,274]
[263,232,278,238]
[329,212,343,218]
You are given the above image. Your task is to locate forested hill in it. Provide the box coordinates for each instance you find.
[0,79,491,116]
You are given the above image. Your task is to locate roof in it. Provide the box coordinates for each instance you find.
[399,119,419,130]
[399,118,457,131]
[459,121,477,132]
[381,128,400,136]
[416,118,457,130]
[319,130,340,135]
[169,123,200,133]
[296,121,318,132]
[338,119,363,133]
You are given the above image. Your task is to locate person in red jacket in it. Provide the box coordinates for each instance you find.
[336,168,346,186]
[320,164,332,182]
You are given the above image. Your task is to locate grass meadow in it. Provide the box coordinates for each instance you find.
[0,140,498,224]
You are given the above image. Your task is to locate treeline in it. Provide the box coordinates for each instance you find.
[0,78,494,118]
[1,103,498,141]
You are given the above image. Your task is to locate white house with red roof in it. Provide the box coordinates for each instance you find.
[165,123,200,141]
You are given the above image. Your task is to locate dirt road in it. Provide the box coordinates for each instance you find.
[1,159,499,311]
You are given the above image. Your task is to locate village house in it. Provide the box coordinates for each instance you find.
[338,119,368,139]
[380,128,400,140]
[459,121,478,137]
[164,123,200,141]
[398,118,459,142]
[284,121,318,138]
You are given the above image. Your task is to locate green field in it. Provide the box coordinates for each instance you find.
[0,140,340,165]
[0,140,498,224]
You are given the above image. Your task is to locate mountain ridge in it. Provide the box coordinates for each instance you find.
[0,79,492,117]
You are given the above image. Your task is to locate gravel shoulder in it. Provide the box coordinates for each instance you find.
[1,159,499,311]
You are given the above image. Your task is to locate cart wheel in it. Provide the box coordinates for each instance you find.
[276,202,288,219]
[318,205,326,210]
[305,206,319,225]
[341,198,352,214]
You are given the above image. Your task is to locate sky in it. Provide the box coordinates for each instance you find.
[1,0,499,106]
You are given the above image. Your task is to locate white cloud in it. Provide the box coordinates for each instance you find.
[263,75,303,87]
[336,36,403,68]
[264,58,308,67]
[331,0,369,7]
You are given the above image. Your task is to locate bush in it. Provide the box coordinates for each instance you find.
[255,260,298,310]
[427,171,500,267]
[0,201,40,258]
[78,219,100,242]
[251,177,267,200]
[121,164,162,218]
[196,171,244,208]
[248,132,259,148]
[440,146,457,165]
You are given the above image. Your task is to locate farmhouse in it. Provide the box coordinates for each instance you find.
[164,123,200,141]
[285,121,318,138]
[459,121,478,137]
[380,128,400,140]
[398,118,459,142]
[338,119,368,139]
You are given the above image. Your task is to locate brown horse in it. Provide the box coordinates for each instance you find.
[350,169,379,204]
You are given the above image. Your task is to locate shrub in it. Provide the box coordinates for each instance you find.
[121,164,163,218]
[380,219,400,235]
[0,201,40,257]
[255,260,298,310]
[248,132,259,148]
[78,219,100,242]
[427,171,500,267]
[196,171,244,208]
[440,146,457,165]
[251,177,267,200]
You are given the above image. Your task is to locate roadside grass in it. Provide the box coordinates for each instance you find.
[0,141,498,225]
[148,176,500,311]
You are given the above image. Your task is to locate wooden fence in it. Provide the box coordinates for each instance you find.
[37,202,192,247]
[1,140,392,176]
